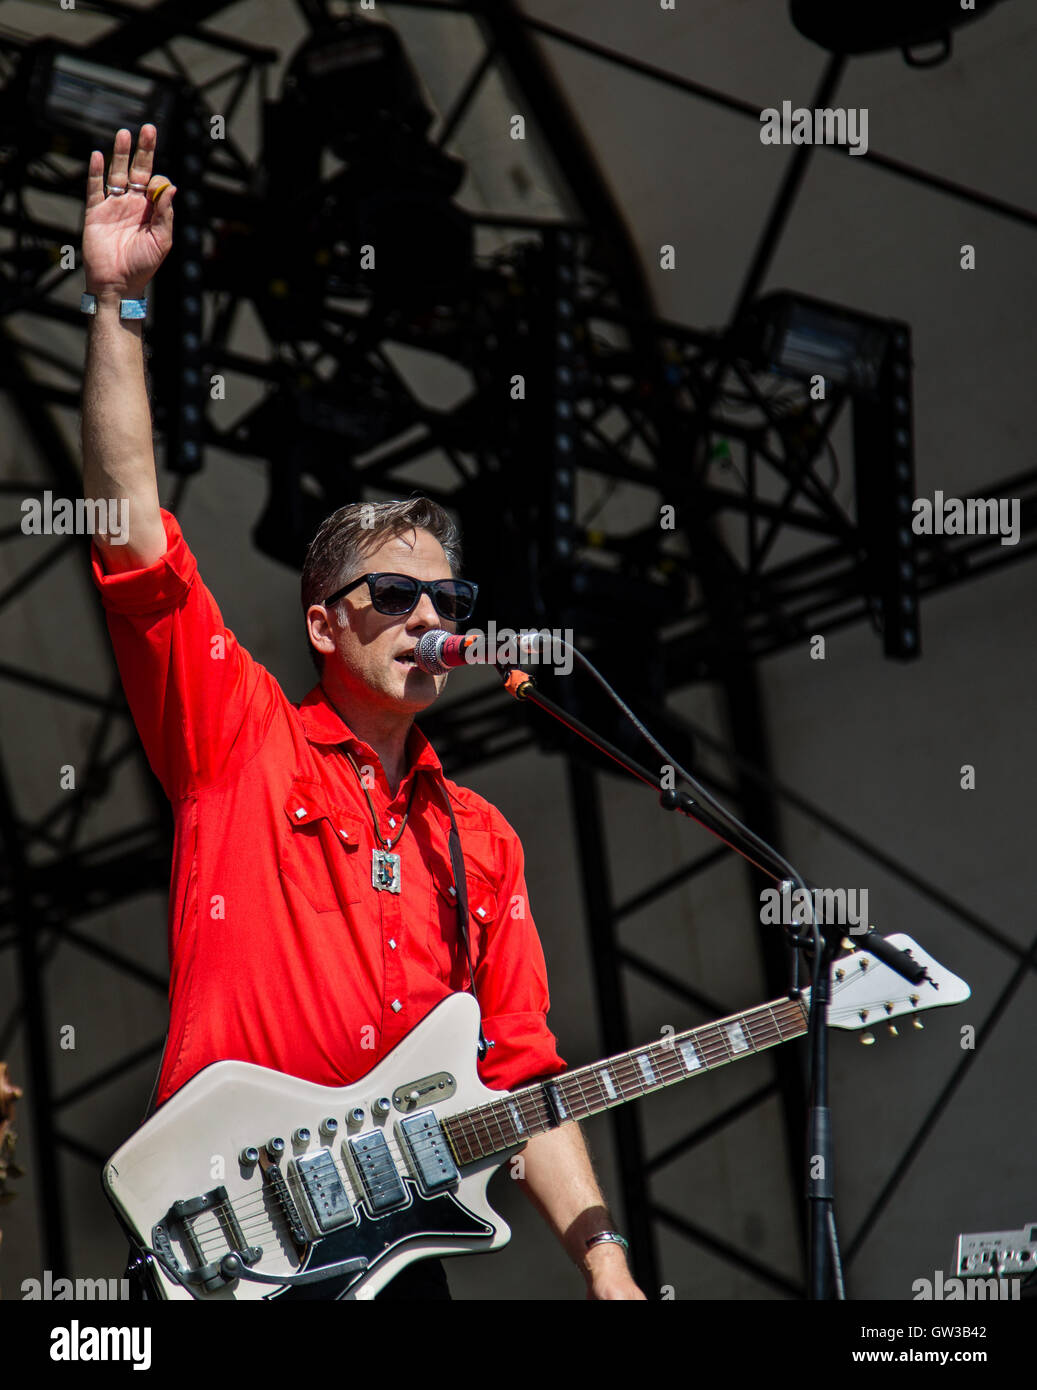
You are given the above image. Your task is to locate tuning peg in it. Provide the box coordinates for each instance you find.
[912,1018,924,1030]
[860,1031,875,1045]
[841,938,855,952]
[888,1024,898,1037]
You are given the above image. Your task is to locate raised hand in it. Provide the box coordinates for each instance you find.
[83,124,176,298]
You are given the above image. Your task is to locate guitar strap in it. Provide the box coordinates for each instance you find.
[433,775,492,1061]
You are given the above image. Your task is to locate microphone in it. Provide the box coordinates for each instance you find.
[415,630,478,674]
[414,628,544,675]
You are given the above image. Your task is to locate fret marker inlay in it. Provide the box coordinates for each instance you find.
[679,1038,702,1072]
[507,1101,526,1134]
[636,1054,657,1085]
[599,1069,618,1100]
[726,1022,750,1053]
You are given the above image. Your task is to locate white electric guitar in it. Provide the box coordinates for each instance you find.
[103,934,968,1299]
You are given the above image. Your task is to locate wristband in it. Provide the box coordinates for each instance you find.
[585,1231,629,1254]
[81,293,148,320]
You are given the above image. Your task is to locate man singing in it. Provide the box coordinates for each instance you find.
[82,124,644,1301]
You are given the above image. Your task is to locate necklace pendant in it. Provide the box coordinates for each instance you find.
[372,849,402,894]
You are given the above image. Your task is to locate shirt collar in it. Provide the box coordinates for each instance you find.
[295,683,444,781]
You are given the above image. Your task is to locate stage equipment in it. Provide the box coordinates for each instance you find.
[789,0,1008,66]
[19,42,175,145]
[955,1222,1037,1283]
[740,292,892,395]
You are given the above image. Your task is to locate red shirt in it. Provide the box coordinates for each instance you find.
[90,509,566,1107]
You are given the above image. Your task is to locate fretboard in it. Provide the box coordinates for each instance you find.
[442,996,808,1166]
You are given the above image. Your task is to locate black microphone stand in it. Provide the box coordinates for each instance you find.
[494,663,923,1302]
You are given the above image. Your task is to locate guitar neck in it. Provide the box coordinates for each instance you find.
[442,995,809,1165]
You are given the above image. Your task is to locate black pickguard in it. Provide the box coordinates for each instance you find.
[264,1181,495,1300]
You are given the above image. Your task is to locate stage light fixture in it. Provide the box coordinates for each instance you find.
[742,292,892,396]
[789,0,1008,66]
[24,42,175,145]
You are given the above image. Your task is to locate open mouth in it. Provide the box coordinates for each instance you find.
[395,649,418,668]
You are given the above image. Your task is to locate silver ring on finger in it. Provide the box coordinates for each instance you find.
[127,182,150,193]
[105,183,128,197]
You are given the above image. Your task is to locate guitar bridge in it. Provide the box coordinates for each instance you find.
[152,1185,263,1293]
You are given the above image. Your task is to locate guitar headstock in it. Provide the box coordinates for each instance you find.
[818,933,970,1038]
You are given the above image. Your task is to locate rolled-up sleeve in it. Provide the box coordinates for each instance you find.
[474,807,567,1092]
[90,508,279,800]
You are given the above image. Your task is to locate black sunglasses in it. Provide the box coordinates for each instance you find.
[324,572,479,622]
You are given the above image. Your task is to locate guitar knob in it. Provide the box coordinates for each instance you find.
[320,1117,339,1137]
[292,1128,311,1146]
[267,1136,285,1157]
[349,1107,365,1125]
[374,1097,392,1117]
[239,1146,259,1166]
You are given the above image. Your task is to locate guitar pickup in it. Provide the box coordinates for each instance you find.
[294,1150,354,1233]
[348,1132,407,1213]
[399,1112,459,1195]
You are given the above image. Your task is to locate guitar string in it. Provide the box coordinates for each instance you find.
[187,1135,420,1248]
[187,1015,800,1255]
[185,976,912,1256]
[189,1000,852,1254]
[188,991,866,1252]
[188,1005,809,1253]
[452,968,905,1153]
[184,1125,424,1246]
[187,1108,495,1251]
[451,1002,805,1156]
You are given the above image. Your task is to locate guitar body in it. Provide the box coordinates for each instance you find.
[103,994,519,1300]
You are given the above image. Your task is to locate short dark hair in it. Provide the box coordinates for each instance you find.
[300,497,463,674]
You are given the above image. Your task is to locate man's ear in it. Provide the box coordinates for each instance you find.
[307,603,339,661]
